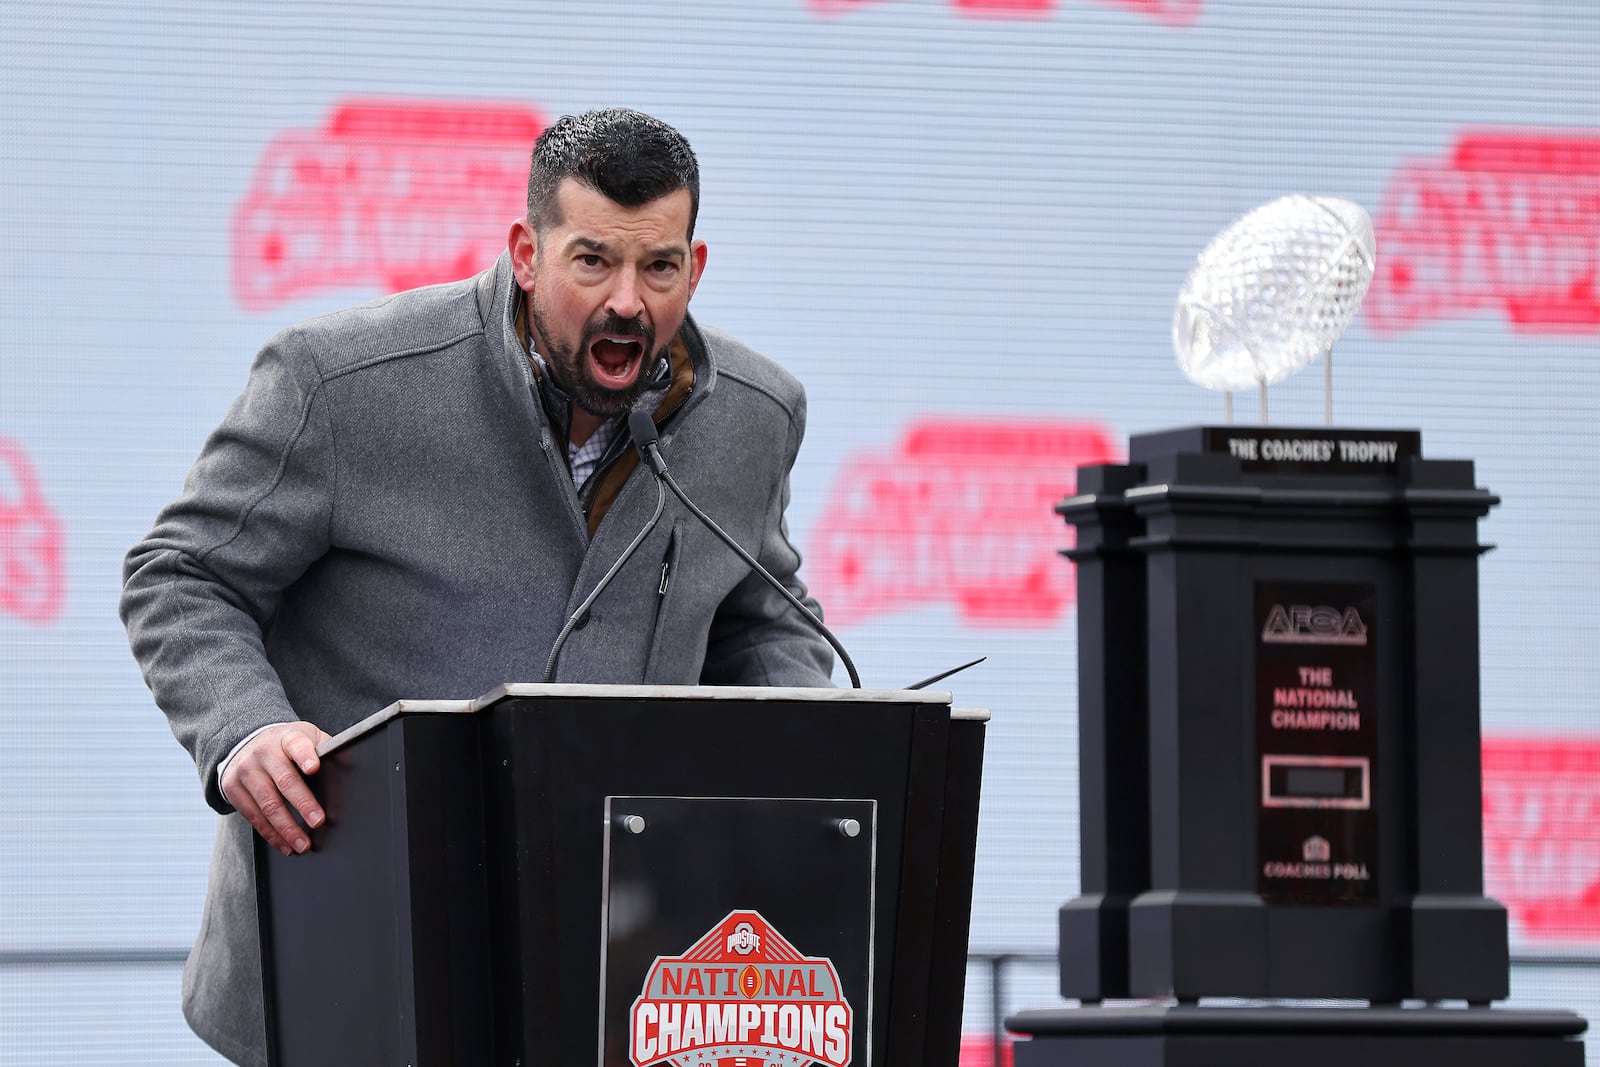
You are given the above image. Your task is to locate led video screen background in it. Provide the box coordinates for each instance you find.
[3,1,1599,1062]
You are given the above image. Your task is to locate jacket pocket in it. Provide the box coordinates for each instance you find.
[643,520,686,679]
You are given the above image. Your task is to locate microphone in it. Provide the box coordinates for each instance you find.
[542,446,668,682]
[627,411,862,689]
[628,410,670,478]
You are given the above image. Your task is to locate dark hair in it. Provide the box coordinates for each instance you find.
[526,108,700,239]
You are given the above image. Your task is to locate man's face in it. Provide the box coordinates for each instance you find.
[510,178,706,417]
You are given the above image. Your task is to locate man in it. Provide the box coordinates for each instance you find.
[120,107,834,1066]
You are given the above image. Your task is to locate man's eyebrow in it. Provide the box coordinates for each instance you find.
[644,243,689,262]
[566,236,687,262]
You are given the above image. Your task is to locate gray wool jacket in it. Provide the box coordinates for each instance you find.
[120,252,834,1067]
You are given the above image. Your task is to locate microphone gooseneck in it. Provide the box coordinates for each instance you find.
[627,414,862,690]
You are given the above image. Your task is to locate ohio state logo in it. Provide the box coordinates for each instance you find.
[232,99,543,311]
[630,910,853,1067]
[1368,130,1600,335]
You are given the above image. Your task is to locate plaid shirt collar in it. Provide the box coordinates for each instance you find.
[567,414,624,493]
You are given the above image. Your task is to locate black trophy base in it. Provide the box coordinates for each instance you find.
[1057,894,1132,1001]
[1006,1004,1587,1067]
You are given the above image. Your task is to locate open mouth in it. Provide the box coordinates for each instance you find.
[588,336,644,388]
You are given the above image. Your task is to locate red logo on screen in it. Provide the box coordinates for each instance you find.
[0,438,65,625]
[1368,131,1600,335]
[960,1033,1016,1066]
[232,100,543,311]
[808,419,1119,628]
[811,0,1200,25]
[1483,737,1600,942]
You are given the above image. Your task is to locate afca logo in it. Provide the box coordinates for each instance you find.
[1261,604,1368,646]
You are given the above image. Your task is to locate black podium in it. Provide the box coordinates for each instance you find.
[255,683,985,1067]
[1007,426,1587,1065]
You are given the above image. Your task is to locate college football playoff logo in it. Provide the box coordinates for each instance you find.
[629,910,854,1066]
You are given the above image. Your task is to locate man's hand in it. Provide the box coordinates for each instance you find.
[220,722,333,856]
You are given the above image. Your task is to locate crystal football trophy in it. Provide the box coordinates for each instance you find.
[1172,194,1376,423]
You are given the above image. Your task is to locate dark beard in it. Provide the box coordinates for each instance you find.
[531,300,661,417]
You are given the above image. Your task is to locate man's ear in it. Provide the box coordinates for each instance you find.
[687,239,708,301]
[508,218,537,290]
